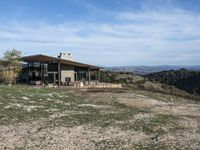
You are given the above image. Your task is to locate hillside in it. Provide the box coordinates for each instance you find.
[1,85,200,149]
[100,71,199,100]
[106,65,200,74]
[145,69,200,95]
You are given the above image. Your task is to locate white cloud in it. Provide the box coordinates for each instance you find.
[0,9,200,66]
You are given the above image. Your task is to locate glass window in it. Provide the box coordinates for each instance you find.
[33,62,40,68]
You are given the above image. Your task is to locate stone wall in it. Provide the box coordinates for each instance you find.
[70,82,123,89]
[61,65,75,82]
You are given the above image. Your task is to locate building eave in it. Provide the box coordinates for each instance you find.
[21,54,101,70]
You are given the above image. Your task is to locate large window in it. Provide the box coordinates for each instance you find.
[43,63,48,76]
[33,62,40,68]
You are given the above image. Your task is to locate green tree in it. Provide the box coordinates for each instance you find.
[1,49,22,86]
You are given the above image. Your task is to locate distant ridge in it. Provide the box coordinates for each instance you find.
[105,65,200,74]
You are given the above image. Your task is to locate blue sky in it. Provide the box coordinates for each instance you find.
[0,0,200,66]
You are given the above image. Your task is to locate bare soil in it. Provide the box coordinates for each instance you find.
[0,86,200,150]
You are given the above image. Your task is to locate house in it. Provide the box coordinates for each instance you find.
[21,53,101,86]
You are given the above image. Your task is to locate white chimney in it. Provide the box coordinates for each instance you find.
[58,52,74,61]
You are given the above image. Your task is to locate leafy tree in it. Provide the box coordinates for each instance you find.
[0,49,22,86]
[99,71,111,83]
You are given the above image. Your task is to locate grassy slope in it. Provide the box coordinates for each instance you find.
[0,85,199,149]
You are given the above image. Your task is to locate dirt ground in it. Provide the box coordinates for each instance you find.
[0,86,200,150]
[117,92,200,117]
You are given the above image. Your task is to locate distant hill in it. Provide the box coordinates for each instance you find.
[145,69,200,95]
[99,71,197,98]
[105,65,200,74]
[100,70,200,99]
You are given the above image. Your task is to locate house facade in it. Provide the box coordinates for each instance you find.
[21,53,101,86]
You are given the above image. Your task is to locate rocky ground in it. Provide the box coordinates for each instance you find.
[0,85,200,150]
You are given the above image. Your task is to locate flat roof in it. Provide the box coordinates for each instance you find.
[22,54,100,70]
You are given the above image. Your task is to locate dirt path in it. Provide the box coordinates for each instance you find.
[117,92,200,117]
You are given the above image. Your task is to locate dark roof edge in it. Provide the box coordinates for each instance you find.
[22,54,101,69]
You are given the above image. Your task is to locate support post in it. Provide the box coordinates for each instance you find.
[42,62,44,83]
[40,61,42,84]
[75,72,78,81]
[98,70,100,82]
[54,73,56,84]
[95,71,97,81]
[58,60,61,87]
[88,67,91,84]
[27,62,30,84]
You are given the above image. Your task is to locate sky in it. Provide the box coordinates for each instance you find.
[0,0,200,66]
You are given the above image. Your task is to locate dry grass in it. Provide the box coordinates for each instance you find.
[0,85,200,149]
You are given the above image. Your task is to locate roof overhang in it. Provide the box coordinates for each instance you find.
[21,54,101,70]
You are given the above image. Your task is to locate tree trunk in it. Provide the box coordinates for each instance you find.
[8,67,12,87]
